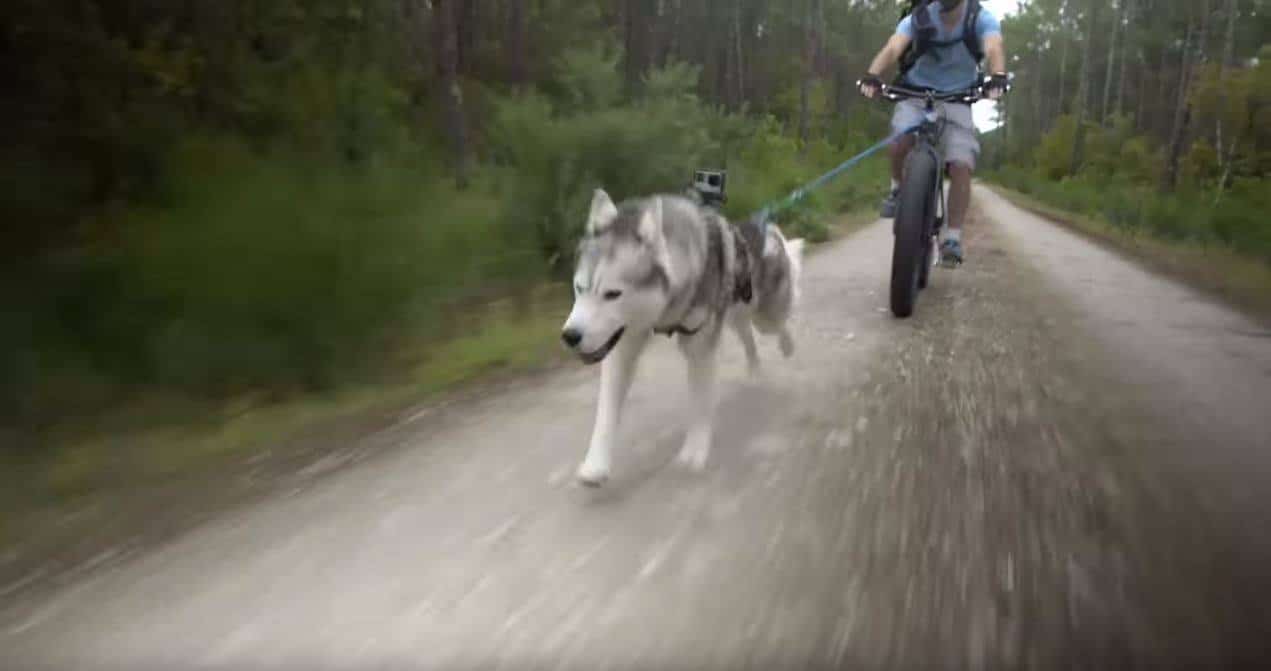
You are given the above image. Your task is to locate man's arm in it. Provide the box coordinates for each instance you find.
[868,33,912,80]
[984,33,1005,75]
[983,33,1006,98]
[860,33,912,98]
[978,8,1008,99]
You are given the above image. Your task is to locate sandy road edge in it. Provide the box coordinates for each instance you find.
[981,182,1271,326]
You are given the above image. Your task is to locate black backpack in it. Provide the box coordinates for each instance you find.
[895,0,985,84]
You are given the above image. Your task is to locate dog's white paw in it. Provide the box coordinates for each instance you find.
[575,459,611,488]
[779,330,796,358]
[676,430,712,472]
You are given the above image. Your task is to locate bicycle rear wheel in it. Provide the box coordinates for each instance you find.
[890,148,937,318]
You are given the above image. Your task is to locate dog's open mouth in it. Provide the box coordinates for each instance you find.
[578,327,626,365]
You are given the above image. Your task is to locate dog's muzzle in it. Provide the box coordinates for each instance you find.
[575,327,626,365]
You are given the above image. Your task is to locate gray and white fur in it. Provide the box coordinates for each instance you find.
[561,189,804,486]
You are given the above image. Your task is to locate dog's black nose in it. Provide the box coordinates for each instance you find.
[561,328,583,348]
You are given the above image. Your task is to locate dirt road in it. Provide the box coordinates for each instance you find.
[3,185,1269,670]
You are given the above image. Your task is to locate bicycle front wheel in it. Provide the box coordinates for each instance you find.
[890,148,937,318]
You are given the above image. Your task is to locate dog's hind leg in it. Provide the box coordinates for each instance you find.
[676,324,722,472]
[779,327,796,359]
[729,310,761,378]
[578,331,650,487]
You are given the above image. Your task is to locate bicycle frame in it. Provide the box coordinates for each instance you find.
[861,76,1010,317]
[883,85,983,245]
[873,83,985,316]
[912,103,948,245]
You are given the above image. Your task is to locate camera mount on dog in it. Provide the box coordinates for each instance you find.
[687,169,728,210]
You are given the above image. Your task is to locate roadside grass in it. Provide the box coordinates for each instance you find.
[824,207,882,244]
[0,285,569,558]
[984,183,1271,324]
[0,204,878,595]
[4,205,878,514]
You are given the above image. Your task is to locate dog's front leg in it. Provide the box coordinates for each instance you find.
[676,329,720,472]
[729,309,761,378]
[577,331,649,487]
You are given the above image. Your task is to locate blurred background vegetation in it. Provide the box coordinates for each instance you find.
[1,0,906,445]
[982,0,1271,264]
[4,0,1268,449]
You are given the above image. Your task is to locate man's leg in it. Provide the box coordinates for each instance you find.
[940,104,981,265]
[947,162,972,233]
[882,101,923,218]
[890,135,916,186]
[940,161,971,266]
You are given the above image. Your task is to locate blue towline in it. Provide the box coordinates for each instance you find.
[750,123,921,232]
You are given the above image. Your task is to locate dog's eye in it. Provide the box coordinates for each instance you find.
[603,290,623,301]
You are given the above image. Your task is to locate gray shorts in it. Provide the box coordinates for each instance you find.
[890,100,980,170]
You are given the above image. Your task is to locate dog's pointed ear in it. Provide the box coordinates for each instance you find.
[587,189,618,235]
[637,197,664,242]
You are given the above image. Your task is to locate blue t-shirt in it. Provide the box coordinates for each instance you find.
[897,3,1001,92]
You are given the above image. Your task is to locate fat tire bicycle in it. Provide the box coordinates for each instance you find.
[878,83,985,319]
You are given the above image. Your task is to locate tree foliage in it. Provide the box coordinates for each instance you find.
[986,0,1271,261]
[0,0,906,423]
[8,0,1264,426]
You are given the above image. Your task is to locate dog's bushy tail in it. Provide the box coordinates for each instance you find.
[785,237,806,307]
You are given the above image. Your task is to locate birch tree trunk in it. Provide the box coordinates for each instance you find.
[1113,0,1136,120]
[733,0,746,108]
[1070,0,1101,175]
[1101,0,1123,124]
[506,0,527,89]
[1161,9,1198,193]
[434,0,469,188]
[1216,0,1240,194]
[799,0,822,151]
[1056,0,1071,119]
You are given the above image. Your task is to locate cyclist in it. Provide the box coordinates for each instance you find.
[858,0,1009,266]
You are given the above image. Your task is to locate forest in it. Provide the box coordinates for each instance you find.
[2,0,1268,435]
[987,0,1271,259]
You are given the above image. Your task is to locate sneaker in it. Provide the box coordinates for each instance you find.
[880,189,899,218]
[940,238,964,267]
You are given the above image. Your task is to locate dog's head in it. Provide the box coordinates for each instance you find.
[561,190,676,365]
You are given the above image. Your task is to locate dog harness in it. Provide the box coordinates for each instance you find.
[653,216,754,338]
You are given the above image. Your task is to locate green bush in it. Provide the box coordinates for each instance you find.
[832,156,891,215]
[4,38,882,429]
[775,192,833,243]
[724,119,888,241]
[1035,115,1077,180]
[491,93,712,272]
[2,137,539,416]
[722,116,806,221]
[987,167,1271,265]
[1182,141,1222,188]
[492,48,855,272]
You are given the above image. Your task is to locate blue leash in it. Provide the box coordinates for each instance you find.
[750,124,921,231]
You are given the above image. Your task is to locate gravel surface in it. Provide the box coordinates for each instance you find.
[2,185,1268,670]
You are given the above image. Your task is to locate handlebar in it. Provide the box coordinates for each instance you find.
[880,84,983,105]
[856,73,1015,106]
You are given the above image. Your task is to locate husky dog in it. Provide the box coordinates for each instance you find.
[561,189,805,486]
